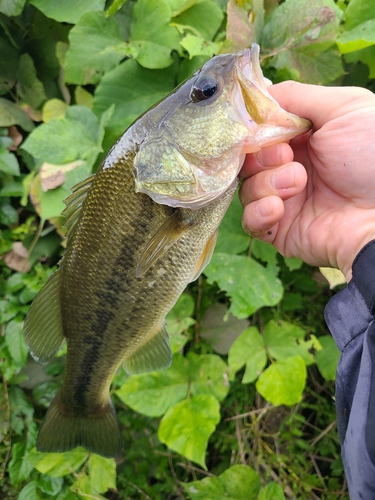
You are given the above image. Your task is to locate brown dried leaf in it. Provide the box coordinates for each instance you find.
[3,242,31,272]
[40,160,85,192]
[221,0,254,53]
[8,126,23,151]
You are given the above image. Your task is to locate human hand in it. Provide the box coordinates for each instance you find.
[239,81,375,281]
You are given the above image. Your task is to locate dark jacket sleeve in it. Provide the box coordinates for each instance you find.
[324,240,375,500]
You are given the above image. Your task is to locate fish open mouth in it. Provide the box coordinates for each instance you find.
[235,44,312,150]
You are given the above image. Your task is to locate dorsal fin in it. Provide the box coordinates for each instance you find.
[62,174,95,236]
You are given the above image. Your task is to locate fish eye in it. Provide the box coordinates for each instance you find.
[191,76,218,102]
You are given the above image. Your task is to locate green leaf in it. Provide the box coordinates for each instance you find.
[251,239,278,273]
[115,353,189,417]
[173,1,224,40]
[25,448,88,477]
[93,58,177,144]
[64,11,125,84]
[0,0,26,17]
[22,105,102,166]
[164,0,198,16]
[263,320,314,365]
[5,319,28,368]
[228,326,267,383]
[18,481,41,500]
[8,422,37,485]
[184,465,260,500]
[215,193,249,255]
[17,53,47,109]
[344,45,375,78]
[9,386,34,434]
[38,475,64,495]
[180,34,220,59]
[204,253,283,319]
[188,352,229,402]
[261,0,344,84]
[166,293,195,352]
[88,455,116,493]
[0,98,34,131]
[315,335,340,381]
[42,99,68,123]
[258,482,286,500]
[0,150,20,175]
[344,0,375,30]
[130,0,181,68]
[284,256,303,271]
[29,0,106,24]
[337,19,375,54]
[256,355,307,406]
[158,394,220,468]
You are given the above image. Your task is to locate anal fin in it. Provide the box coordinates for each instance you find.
[123,323,172,374]
[23,269,65,365]
[189,229,218,283]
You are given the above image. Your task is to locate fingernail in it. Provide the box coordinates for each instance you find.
[256,198,273,218]
[271,166,294,190]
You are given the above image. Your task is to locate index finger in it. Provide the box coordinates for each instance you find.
[268,81,374,130]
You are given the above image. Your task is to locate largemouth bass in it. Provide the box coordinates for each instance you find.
[23,44,311,457]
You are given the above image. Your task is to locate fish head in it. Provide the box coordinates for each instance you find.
[134,44,311,208]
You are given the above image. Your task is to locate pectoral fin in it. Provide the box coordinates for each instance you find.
[189,230,218,283]
[136,210,194,277]
[23,269,65,364]
[123,323,171,374]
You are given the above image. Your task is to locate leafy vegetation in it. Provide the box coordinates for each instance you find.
[0,0,373,498]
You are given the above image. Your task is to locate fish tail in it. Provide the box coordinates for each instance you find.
[36,393,123,458]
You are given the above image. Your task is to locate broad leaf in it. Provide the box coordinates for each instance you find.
[130,0,181,68]
[180,35,220,59]
[228,326,267,383]
[263,320,314,365]
[337,19,375,54]
[18,482,41,500]
[25,448,88,477]
[184,465,260,500]
[5,319,28,368]
[88,455,116,493]
[17,54,47,109]
[315,335,340,381]
[261,0,344,84]
[344,0,375,31]
[0,0,26,16]
[188,352,229,402]
[115,354,189,417]
[258,482,285,500]
[64,11,125,84]
[0,98,34,131]
[29,0,105,24]
[22,105,103,167]
[256,355,307,406]
[166,293,195,352]
[173,1,224,41]
[93,58,177,145]
[204,253,283,319]
[158,394,220,468]
[215,194,250,255]
[8,422,37,485]
[37,475,63,496]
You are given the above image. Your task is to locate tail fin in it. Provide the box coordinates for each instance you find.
[36,393,123,458]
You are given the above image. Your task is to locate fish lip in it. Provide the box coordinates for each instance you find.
[235,43,312,142]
